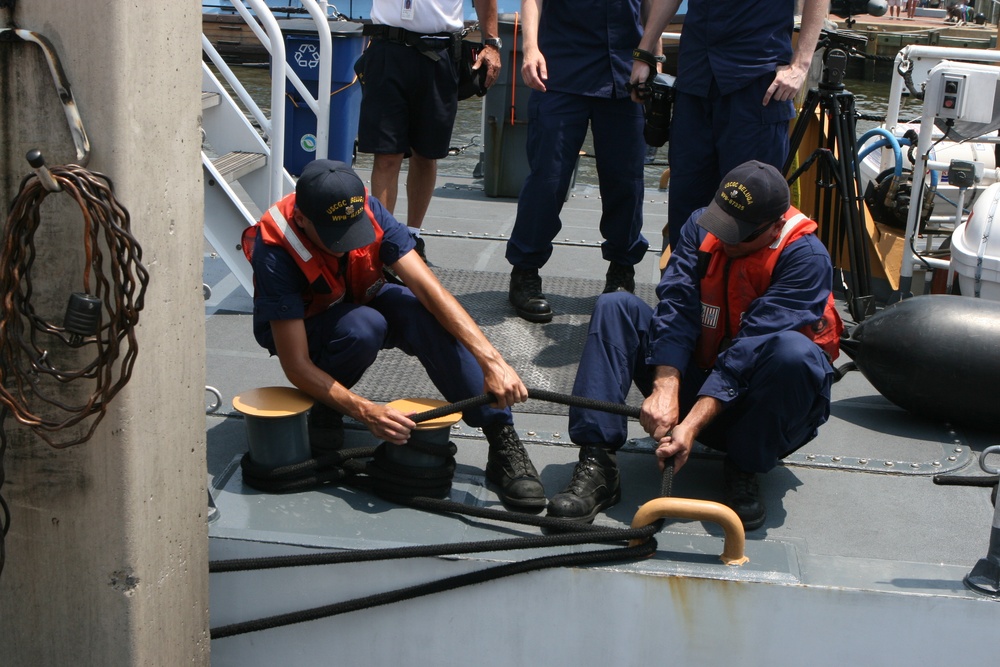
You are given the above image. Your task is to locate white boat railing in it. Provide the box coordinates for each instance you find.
[202,35,272,134]
[883,45,1000,297]
[202,0,338,201]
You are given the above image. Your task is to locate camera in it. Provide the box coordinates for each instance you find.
[642,73,676,148]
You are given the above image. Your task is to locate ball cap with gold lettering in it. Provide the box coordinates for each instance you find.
[295,159,375,252]
[697,160,790,244]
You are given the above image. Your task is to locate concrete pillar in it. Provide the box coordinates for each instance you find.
[0,1,208,664]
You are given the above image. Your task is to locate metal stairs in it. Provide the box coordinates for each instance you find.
[201,63,293,298]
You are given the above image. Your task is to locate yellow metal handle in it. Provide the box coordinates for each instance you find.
[630,497,749,566]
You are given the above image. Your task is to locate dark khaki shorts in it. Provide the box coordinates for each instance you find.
[355,40,458,159]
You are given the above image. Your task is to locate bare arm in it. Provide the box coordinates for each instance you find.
[472,0,502,88]
[639,365,682,442]
[655,394,723,474]
[640,0,663,57]
[637,0,683,52]
[630,0,683,101]
[271,318,415,444]
[519,0,547,91]
[764,0,827,104]
[392,251,528,408]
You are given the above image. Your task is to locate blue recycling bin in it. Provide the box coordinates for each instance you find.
[277,19,364,175]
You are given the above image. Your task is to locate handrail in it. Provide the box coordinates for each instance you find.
[202,0,344,200]
[201,34,272,136]
[230,0,321,114]
[629,498,749,566]
[242,0,288,201]
[299,0,333,159]
[889,46,1000,298]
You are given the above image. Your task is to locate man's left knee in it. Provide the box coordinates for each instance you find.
[765,331,828,369]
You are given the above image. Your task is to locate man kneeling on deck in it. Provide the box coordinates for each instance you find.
[553,161,842,529]
[243,159,545,511]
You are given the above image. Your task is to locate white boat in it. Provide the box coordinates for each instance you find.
[856,45,1000,297]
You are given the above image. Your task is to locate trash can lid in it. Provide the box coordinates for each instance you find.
[277,18,364,36]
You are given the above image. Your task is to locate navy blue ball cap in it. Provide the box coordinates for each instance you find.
[295,160,374,252]
[697,161,790,244]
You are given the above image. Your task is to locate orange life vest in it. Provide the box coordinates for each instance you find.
[241,192,385,318]
[694,207,843,369]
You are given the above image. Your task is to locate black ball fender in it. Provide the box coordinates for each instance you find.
[840,295,1000,432]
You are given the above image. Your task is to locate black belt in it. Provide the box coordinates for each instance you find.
[362,24,462,61]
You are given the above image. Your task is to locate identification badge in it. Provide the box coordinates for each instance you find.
[401,0,414,21]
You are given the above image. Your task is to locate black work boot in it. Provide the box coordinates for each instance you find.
[308,404,345,457]
[509,267,553,323]
[483,423,546,512]
[723,458,766,531]
[603,262,636,294]
[547,446,621,523]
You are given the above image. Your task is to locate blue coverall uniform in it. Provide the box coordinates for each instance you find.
[666,0,799,251]
[249,195,513,428]
[505,0,649,270]
[568,210,835,473]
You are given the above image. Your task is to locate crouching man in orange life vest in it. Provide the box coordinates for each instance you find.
[243,160,545,511]
[553,161,843,529]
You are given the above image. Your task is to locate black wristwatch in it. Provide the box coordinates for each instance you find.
[483,37,502,50]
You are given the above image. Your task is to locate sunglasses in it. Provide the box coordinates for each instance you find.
[740,218,782,243]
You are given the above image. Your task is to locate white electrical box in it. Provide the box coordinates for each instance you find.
[930,62,999,123]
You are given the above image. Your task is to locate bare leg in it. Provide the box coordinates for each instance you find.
[406,152,437,230]
[371,153,405,214]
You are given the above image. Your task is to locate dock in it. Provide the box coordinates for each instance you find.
[830,10,999,80]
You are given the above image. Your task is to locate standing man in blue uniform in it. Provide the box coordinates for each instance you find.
[505,0,651,323]
[549,162,842,529]
[631,0,826,251]
[244,160,546,511]
[357,0,502,261]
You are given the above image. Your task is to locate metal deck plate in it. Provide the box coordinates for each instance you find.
[353,267,657,413]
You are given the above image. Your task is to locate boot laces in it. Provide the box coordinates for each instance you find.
[567,460,601,495]
[518,270,543,297]
[489,426,532,475]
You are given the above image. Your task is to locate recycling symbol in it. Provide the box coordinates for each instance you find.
[294,43,320,69]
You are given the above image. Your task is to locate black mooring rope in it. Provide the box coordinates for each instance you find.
[210,538,656,640]
[210,512,657,573]
[410,388,642,423]
[210,388,674,638]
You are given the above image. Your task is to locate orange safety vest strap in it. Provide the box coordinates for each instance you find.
[242,192,386,316]
[695,206,842,368]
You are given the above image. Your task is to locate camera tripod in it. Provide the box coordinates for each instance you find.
[784,46,875,323]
